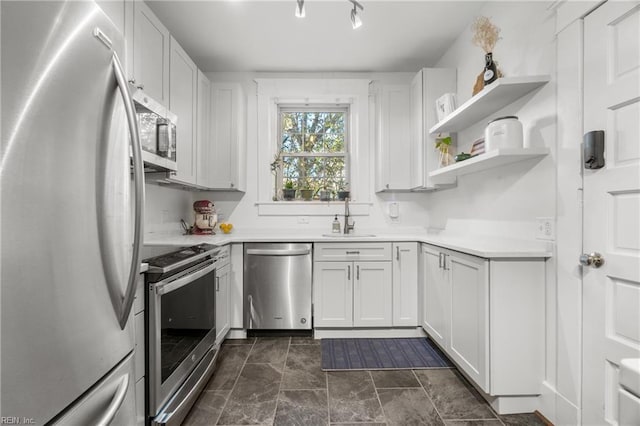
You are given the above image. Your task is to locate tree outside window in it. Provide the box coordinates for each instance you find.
[274,105,349,201]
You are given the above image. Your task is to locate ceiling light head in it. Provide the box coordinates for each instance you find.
[348,0,363,29]
[295,0,305,18]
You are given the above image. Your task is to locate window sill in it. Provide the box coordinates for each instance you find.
[256,201,371,216]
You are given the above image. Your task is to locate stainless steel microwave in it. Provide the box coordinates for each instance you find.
[131,87,178,172]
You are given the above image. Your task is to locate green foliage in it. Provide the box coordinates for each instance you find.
[435,135,452,153]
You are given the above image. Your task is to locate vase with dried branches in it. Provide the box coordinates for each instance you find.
[471,16,503,95]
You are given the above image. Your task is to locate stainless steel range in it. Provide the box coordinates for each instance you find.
[144,243,221,426]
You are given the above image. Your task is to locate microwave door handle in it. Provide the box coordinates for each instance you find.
[156,263,216,296]
[95,373,130,426]
[112,51,144,329]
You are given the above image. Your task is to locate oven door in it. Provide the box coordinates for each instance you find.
[148,259,217,416]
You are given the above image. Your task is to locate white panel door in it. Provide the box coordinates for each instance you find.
[168,36,198,185]
[353,261,393,327]
[313,262,353,327]
[448,252,489,393]
[583,3,640,425]
[392,243,418,326]
[422,245,449,348]
[133,1,169,105]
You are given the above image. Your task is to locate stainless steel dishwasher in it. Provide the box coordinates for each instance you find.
[244,243,312,330]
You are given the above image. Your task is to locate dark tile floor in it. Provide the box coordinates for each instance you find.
[183,337,547,426]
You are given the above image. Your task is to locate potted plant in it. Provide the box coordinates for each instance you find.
[318,186,332,201]
[283,180,296,200]
[435,134,454,167]
[336,179,350,201]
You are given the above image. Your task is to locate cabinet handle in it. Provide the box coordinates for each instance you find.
[346,251,360,255]
[216,276,220,292]
[386,183,390,189]
[347,265,351,280]
[357,265,360,280]
[443,254,449,271]
[438,253,443,269]
[230,182,234,188]
[396,246,400,261]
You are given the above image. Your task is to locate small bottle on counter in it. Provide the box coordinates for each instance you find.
[332,215,341,233]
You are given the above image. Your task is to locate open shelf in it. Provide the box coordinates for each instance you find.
[428,147,550,183]
[429,75,551,134]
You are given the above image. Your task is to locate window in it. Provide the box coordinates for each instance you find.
[275,105,349,200]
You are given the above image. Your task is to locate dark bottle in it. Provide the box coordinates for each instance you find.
[483,52,498,86]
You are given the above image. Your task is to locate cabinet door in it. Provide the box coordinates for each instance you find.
[392,243,418,326]
[409,70,424,189]
[196,70,212,187]
[313,262,352,327]
[353,262,392,327]
[448,251,489,392]
[215,263,231,344]
[132,1,169,105]
[422,245,449,348]
[168,36,198,185]
[210,82,243,190]
[376,85,411,191]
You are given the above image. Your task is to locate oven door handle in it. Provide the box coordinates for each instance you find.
[156,262,216,296]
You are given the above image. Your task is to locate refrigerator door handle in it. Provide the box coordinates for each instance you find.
[95,373,130,426]
[111,51,144,330]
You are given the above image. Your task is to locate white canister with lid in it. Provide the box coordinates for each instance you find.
[484,116,523,151]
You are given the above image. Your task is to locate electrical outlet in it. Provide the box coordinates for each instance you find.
[297,216,310,225]
[536,217,555,240]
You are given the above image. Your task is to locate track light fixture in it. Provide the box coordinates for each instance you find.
[294,0,364,29]
[295,0,305,18]
[349,0,363,29]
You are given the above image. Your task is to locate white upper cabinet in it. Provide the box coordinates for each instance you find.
[132,1,170,105]
[410,68,457,189]
[209,82,246,191]
[196,70,213,188]
[374,84,412,191]
[167,36,198,186]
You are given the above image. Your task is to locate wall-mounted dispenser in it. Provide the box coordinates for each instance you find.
[583,130,605,170]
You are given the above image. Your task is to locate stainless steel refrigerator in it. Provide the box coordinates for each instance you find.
[1,1,145,424]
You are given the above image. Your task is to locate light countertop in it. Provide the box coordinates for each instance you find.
[144,228,552,259]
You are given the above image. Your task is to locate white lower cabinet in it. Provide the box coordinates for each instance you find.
[133,273,146,426]
[392,243,418,326]
[353,262,392,327]
[448,251,489,392]
[420,243,544,397]
[314,243,392,328]
[421,244,449,348]
[313,262,353,327]
[215,261,231,345]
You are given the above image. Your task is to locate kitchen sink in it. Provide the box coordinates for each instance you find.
[321,234,377,238]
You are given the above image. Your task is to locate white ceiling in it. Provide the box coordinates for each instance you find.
[147,0,486,72]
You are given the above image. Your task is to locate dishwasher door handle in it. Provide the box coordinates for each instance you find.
[245,248,311,256]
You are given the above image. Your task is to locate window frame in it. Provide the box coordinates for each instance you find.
[276,104,351,200]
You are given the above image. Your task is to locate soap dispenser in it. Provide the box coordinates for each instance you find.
[332,215,341,233]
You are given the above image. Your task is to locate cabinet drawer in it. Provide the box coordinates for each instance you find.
[314,243,392,262]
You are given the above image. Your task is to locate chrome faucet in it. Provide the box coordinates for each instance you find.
[343,197,355,234]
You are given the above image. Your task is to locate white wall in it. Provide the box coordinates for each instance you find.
[428,2,564,423]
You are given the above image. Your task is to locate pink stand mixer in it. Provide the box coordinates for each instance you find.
[192,200,217,235]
